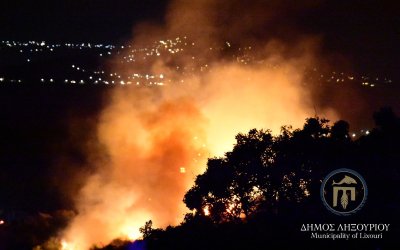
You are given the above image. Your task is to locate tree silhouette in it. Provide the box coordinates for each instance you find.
[139,220,153,239]
[331,120,350,140]
[373,107,400,133]
[184,129,276,222]
[183,117,365,220]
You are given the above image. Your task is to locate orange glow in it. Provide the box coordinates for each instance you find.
[203,206,210,216]
[61,239,73,250]
[58,1,338,249]
[122,226,141,241]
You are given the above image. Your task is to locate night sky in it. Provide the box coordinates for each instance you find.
[1,0,168,42]
[1,0,399,77]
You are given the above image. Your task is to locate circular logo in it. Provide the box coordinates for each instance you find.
[320,168,367,216]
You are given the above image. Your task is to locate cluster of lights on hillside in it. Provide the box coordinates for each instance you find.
[0,38,393,88]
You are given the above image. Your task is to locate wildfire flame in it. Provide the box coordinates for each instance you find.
[57,1,337,249]
[61,239,73,250]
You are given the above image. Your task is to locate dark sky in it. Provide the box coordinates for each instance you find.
[306,0,399,78]
[0,0,168,42]
[1,0,398,77]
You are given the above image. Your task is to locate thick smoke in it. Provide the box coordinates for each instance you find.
[60,1,338,249]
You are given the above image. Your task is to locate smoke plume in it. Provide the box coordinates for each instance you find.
[60,1,338,249]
